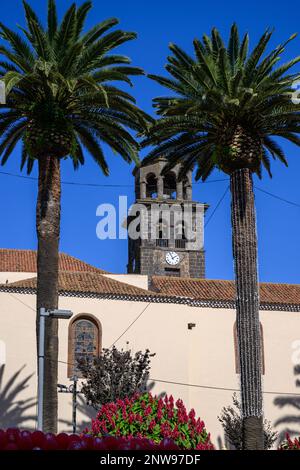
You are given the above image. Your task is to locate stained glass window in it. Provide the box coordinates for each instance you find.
[68,316,101,377]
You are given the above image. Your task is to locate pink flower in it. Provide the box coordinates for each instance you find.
[149,419,156,432]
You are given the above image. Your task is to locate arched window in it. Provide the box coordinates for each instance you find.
[233,321,265,375]
[68,314,102,378]
[156,216,169,247]
[163,172,177,199]
[146,173,158,198]
[175,219,187,249]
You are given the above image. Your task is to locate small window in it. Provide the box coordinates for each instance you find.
[175,219,187,246]
[163,172,177,199]
[146,173,158,199]
[233,321,265,375]
[68,315,101,378]
[165,268,180,277]
[157,215,169,245]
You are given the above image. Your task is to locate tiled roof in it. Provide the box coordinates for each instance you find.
[0,249,109,274]
[150,276,300,307]
[2,271,300,310]
[4,272,160,299]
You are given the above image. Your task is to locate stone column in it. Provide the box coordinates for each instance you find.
[185,171,193,200]
[158,176,164,198]
[186,184,192,200]
[140,181,146,199]
[177,180,183,200]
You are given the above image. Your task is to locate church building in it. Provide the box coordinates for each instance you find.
[0,158,299,447]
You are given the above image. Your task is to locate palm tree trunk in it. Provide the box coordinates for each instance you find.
[36,155,61,433]
[230,168,264,450]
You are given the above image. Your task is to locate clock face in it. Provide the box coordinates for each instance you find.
[165,251,180,266]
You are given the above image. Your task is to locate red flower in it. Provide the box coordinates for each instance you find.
[85,392,213,450]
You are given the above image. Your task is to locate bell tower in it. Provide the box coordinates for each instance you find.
[127,156,206,278]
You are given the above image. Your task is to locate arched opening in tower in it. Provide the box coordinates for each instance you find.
[163,172,177,199]
[146,173,158,198]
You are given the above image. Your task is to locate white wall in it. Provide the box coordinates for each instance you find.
[0,272,36,284]
[103,274,149,290]
[0,290,299,448]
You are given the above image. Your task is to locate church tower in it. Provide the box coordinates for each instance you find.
[127,157,207,278]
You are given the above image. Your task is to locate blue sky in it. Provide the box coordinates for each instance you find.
[0,0,299,283]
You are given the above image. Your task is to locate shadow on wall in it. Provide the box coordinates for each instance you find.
[216,435,235,450]
[59,394,98,433]
[59,381,166,433]
[0,364,36,429]
[274,364,300,443]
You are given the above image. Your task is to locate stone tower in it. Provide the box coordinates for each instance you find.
[127,157,207,278]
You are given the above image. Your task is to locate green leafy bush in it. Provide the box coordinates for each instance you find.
[279,434,300,450]
[86,392,214,450]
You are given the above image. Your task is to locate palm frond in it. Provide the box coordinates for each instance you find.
[81,18,119,46]
[75,1,92,38]
[141,25,299,181]
[55,3,77,54]
[47,0,58,43]
[0,0,150,178]
[75,124,109,175]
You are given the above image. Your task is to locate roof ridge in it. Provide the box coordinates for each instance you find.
[0,248,110,274]
[0,248,35,253]
[152,276,300,287]
[59,252,109,270]
[152,276,235,282]
[3,270,157,296]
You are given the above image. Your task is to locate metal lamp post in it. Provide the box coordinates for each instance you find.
[38,308,73,431]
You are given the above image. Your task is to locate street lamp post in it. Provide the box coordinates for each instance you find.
[57,378,82,434]
[37,308,73,431]
[71,375,78,434]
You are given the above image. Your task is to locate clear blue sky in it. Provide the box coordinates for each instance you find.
[0,0,299,283]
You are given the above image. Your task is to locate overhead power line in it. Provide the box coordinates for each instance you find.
[0,170,228,188]
[254,186,300,209]
[51,356,300,397]
[7,287,300,397]
[148,378,300,397]
[109,303,151,348]
[205,186,229,227]
[0,169,300,208]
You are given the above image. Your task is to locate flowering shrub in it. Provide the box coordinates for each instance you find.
[86,392,214,450]
[0,428,180,450]
[279,434,300,450]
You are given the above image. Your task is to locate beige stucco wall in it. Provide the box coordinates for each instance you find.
[103,274,149,290]
[0,272,36,284]
[0,289,299,448]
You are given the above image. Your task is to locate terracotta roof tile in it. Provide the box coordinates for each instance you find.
[5,271,159,298]
[150,276,300,306]
[0,249,109,274]
[3,272,300,308]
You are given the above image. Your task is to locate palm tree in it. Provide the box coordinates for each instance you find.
[142,25,300,449]
[0,0,150,432]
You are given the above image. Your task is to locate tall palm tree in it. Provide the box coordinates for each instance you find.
[142,25,300,449]
[0,0,150,432]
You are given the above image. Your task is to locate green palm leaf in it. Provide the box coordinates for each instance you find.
[47,0,58,43]
[143,24,300,180]
[0,0,150,175]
